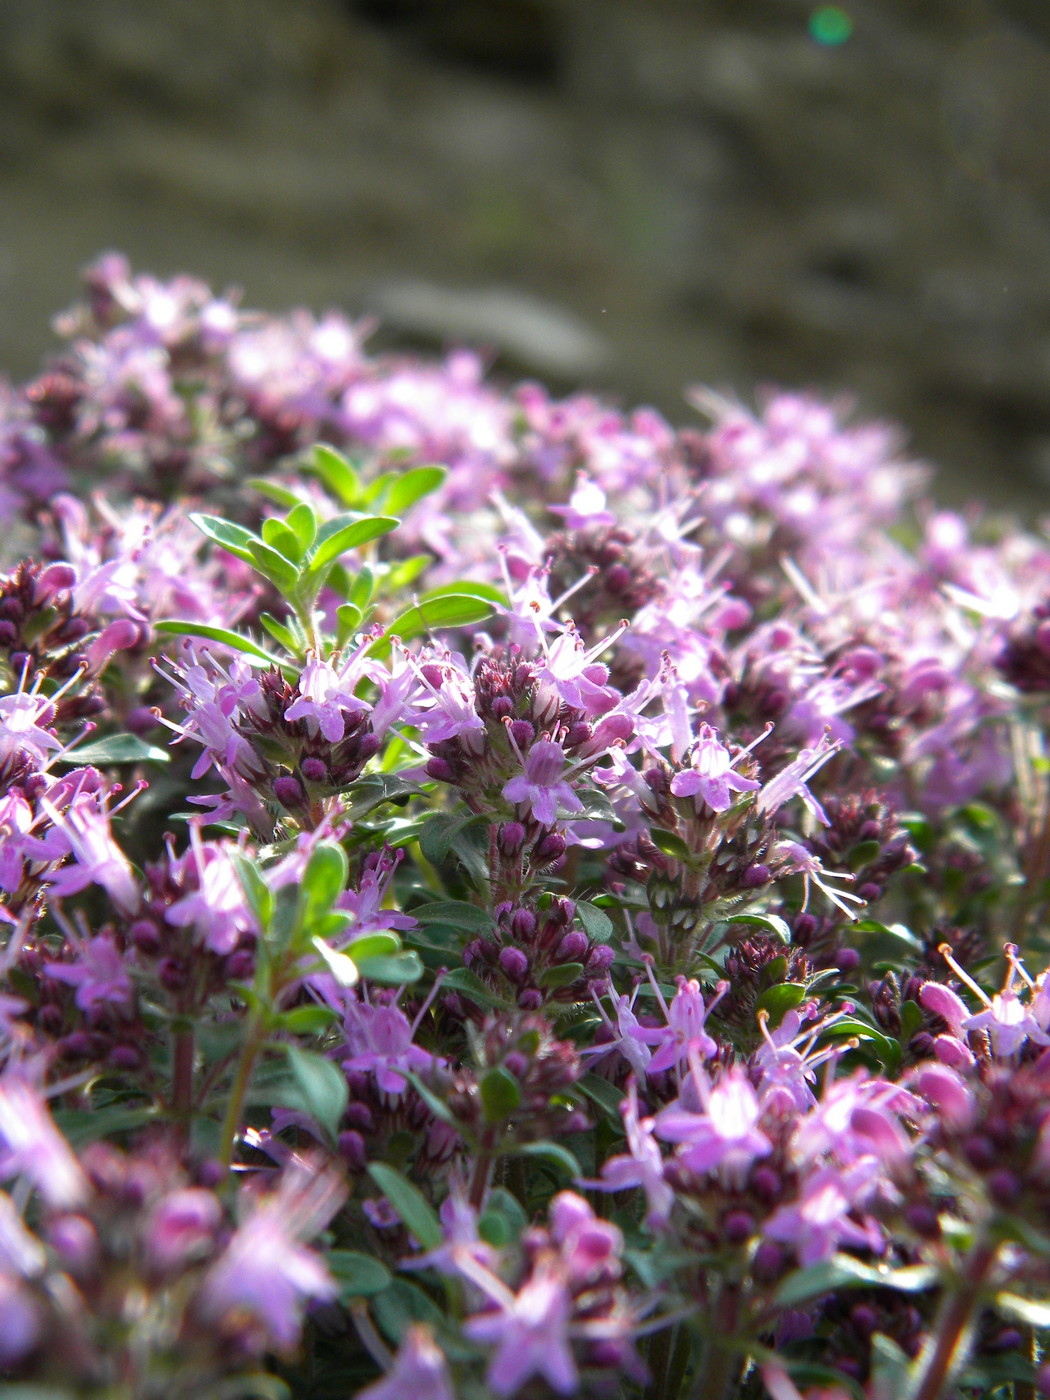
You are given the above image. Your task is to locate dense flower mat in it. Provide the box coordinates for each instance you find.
[1,254,1050,1399]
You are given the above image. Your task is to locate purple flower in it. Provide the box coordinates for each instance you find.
[198,1159,345,1354]
[592,1078,673,1227]
[284,655,371,743]
[339,988,438,1095]
[669,724,759,813]
[502,739,584,827]
[0,1075,87,1209]
[764,1161,882,1265]
[45,931,134,1011]
[358,1326,455,1400]
[144,1187,223,1274]
[461,1258,578,1397]
[654,1063,772,1188]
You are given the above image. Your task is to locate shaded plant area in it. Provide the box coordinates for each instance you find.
[3,255,1050,1398]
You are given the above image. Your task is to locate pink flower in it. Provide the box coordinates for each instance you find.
[198,1159,345,1354]
[461,1260,578,1397]
[358,1326,455,1400]
[502,739,584,827]
[655,1063,772,1188]
[670,724,759,813]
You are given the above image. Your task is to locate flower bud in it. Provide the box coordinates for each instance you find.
[499,947,530,984]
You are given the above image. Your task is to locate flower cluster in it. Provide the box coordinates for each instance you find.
[1,255,1050,1399]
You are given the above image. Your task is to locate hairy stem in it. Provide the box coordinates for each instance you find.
[912,1238,999,1400]
[218,1011,266,1170]
[171,1026,194,1144]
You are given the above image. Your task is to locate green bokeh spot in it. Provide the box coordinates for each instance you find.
[809,5,853,44]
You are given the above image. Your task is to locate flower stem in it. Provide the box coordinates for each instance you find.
[171,1026,194,1145]
[912,1238,999,1400]
[218,1011,265,1170]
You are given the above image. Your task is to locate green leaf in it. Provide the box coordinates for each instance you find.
[65,733,170,765]
[327,1249,393,1300]
[412,901,494,931]
[275,1004,338,1034]
[259,612,300,652]
[755,982,807,1028]
[578,1074,627,1122]
[480,1067,522,1123]
[307,515,399,576]
[305,444,363,507]
[440,966,507,1008]
[820,1018,901,1073]
[403,1071,459,1126]
[246,477,303,508]
[774,1254,883,1308]
[415,580,507,608]
[278,1046,349,1142]
[515,1140,582,1178]
[419,812,475,866]
[247,539,299,592]
[377,593,496,651]
[345,931,402,962]
[286,502,318,552]
[261,517,305,563]
[538,962,585,990]
[232,850,274,927]
[381,465,447,515]
[189,513,261,565]
[154,620,286,668]
[576,900,615,942]
[355,951,424,984]
[366,1163,443,1250]
[995,1291,1050,1328]
[372,1279,447,1347]
[650,828,691,861]
[727,911,792,943]
[299,840,349,925]
[348,566,375,609]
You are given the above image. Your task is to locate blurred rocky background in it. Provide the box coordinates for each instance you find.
[1,0,1050,506]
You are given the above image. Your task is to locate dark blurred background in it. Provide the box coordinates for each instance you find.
[2,0,1050,505]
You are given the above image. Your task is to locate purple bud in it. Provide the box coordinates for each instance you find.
[426,756,456,782]
[509,719,535,749]
[301,757,328,783]
[34,562,76,602]
[125,706,161,736]
[723,1210,754,1244]
[47,1214,98,1274]
[510,909,537,941]
[752,1240,786,1283]
[905,1203,940,1238]
[0,622,17,646]
[491,696,514,719]
[504,1052,528,1078]
[109,1044,143,1072]
[857,882,882,902]
[518,989,544,1010]
[224,950,255,981]
[533,832,567,865]
[273,775,305,808]
[838,947,861,973]
[499,946,530,983]
[0,1280,40,1366]
[988,1168,1022,1206]
[752,1166,782,1203]
[564,722,592,747]
[606,563,632,594]
[964,1134,997,1170]
[498,822,526,856]
[742,863,771,888]
[159,958,189,992]
[130,919,161,955]
[851,1304,879,1338]
[338,1130,367,1170]
[586,945,615,973]
[556,930,589,962]
[345,1102,375,1131]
